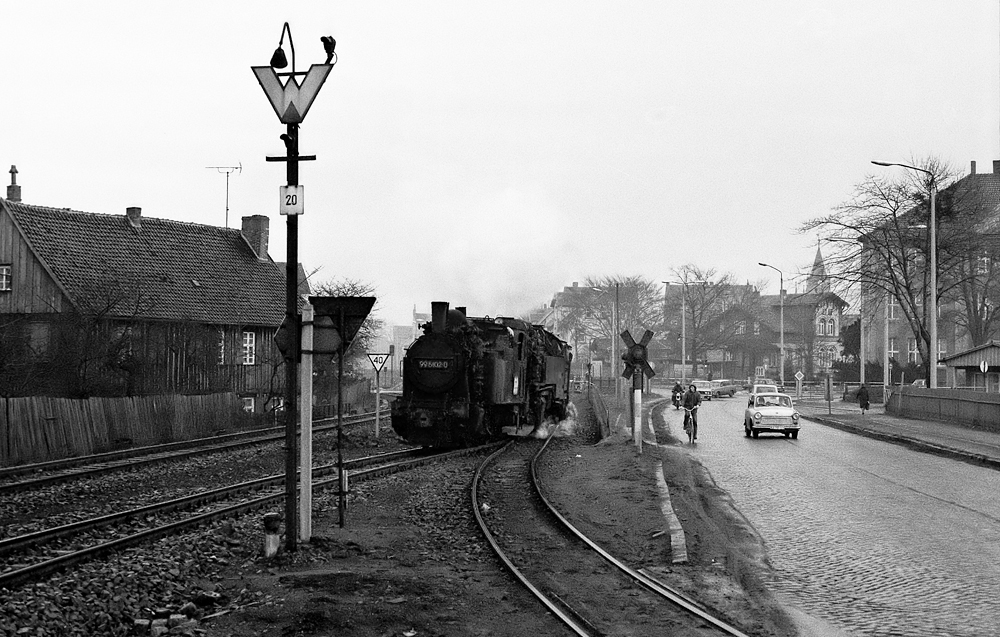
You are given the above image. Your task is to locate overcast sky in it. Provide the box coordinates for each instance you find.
[4,2,1000,326]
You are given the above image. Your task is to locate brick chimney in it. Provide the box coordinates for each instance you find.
[993,160,1000,174]
[971,160,977,175]
[126,206,141,230]
[7,166,21,202]
[241,215,269,260]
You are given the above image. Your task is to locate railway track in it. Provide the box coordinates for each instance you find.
[0,412,382,494]
[0,444,493,590]
[472,437,752,636]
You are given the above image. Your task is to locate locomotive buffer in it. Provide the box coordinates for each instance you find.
[620,329,656,452]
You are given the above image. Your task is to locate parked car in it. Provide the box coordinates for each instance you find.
[748,383,779,406]
[692,380,714,401]
[711,379,741,397]
[911,379,927,388]
[744,392,801,439]
[744,377,775,390]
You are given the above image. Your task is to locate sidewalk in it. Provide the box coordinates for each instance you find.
[797,399,1000,471]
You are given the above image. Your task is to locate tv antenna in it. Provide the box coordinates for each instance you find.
[206,163,242,227]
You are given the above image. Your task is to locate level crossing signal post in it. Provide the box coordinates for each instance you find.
[620,329,656,453]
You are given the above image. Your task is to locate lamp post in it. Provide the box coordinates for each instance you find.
[872,160,937,389]
[758,263,785,389]
[665,280,706,385]
[253,22,335,551]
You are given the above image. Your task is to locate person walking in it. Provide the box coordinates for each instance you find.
[682,382,702,441]
[857,383,870,415]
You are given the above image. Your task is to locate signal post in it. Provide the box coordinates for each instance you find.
[620,330,656,453]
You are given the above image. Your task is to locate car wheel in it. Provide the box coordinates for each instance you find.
[744,426,751,437]
[729,391,735,397]
[791,430,799,440]
[752,429,759,438]
[783,431,790,438]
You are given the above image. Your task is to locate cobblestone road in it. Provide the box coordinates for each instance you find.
[656,395,1000,637]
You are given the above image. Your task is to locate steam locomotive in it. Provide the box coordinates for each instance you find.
[391,302,572,447]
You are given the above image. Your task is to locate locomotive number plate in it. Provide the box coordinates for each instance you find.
[417,359,450,370]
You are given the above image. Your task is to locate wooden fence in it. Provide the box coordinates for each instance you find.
[887,385,1000,433]
[1,393,244,466]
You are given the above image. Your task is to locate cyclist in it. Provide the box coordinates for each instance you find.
[682,382,702,441]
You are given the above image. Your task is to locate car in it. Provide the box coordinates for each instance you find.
[911,379,927,388]
[692,380,714,401]
[711,379,741,397]
[744,392,801,439]
[747,383,779,406]
[744,376,774,390]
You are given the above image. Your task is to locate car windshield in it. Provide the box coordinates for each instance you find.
[756,395,791,408]
[754,385,777,393]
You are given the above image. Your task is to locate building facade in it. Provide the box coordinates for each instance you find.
[0,168,301,410]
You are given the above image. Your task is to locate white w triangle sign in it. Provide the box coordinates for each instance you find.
[252,64,333,124]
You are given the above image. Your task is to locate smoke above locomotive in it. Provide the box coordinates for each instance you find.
[390,302,573,447]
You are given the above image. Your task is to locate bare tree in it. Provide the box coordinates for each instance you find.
[801,157,1000,382]
[663,265,746,375]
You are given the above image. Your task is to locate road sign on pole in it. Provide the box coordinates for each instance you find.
[368,353,390,438]
[368,353,390,372]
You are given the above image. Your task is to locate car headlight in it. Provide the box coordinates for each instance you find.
[753,412,762,421]
[791,412,800,422]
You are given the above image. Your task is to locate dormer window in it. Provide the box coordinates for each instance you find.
[0,265,10,291]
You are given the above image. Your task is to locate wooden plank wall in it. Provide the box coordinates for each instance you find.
[0,393,241,466]
[0,206,68,314]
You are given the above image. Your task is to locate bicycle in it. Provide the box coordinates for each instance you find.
[683,406,698,444]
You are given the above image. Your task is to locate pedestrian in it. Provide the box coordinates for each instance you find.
[682,383,702,440]
[857,383,870,415]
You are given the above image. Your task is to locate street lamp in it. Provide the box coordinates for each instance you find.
[872,160,937,389]
[664,279,706,385]
[758,263,785,389]
[252,22,336,551]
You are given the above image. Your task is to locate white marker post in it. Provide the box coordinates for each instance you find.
[299,304,314,542]
[633,382,642,452]
[367,353,390,438]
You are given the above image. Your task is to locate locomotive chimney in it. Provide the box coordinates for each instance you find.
[455,306,467,317]
[431,301,450,332]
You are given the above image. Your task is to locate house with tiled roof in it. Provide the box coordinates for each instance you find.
[757,247,848,380]
[0,167,300,410]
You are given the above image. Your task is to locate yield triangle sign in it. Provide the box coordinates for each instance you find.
[368,353,390,373]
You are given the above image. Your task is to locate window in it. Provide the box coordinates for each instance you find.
[907,338,918,363]
[937,339,946,359]
[242,330,256,365]
[818,318,827,335]
[888,337,898,359]
[830,318,838,337]
[888,297,898,320]
[0,265,10,291]
[218,330,225,366]
[753,321,760,335]
[242,397,255,413]
[735,320,746,335]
